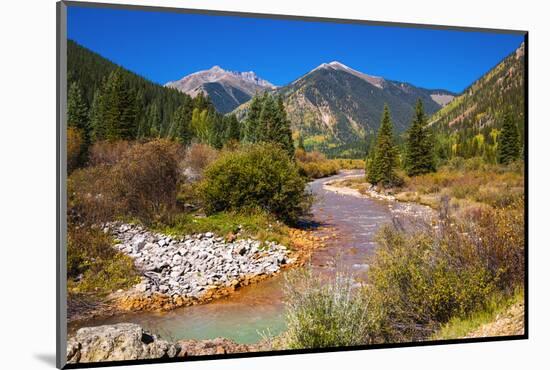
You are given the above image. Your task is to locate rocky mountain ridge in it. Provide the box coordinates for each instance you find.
[165,65,275,113]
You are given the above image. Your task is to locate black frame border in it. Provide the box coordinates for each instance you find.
[56,1,529,369]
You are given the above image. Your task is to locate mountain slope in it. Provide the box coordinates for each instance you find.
[427,42,525,161]
[67,40,192,131]
[165,66,275,114]
[234,61,455,155]
[429,43,525,132]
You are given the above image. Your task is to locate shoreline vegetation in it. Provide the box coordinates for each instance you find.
[67,142,348,324]
[66,41,524,363]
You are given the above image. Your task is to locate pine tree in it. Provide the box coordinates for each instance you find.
[404,99,436,176]
[134,89,147,138]
[102,69,137,141]
[89,88,106,141]
[242,94,294,157]
[67,81,90,166]
[367,105,401,186]
[67,81,89,131]
[242,94,264,142]
[275,96,295,158]
[147,102,161,138]
[225,114,241,143]
[209,112,224,149]
[169,103,193,145]
[498,111,521,164]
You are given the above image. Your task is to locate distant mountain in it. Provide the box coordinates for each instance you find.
[233,61,455,154]
[429,43,525,133]
[165,66,275,114]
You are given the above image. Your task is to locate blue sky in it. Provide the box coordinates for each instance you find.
[67,6,524,93]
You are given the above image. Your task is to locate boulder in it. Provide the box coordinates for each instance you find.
[66,323,180,364]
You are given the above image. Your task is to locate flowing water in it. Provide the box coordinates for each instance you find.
[69,170,430,344]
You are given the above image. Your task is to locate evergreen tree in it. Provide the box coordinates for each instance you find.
[147,102,161,138]
[67,81,89,131]
[169,103,193,145]
[275,96,295,158]
[102,69,137,141]
[242,94,264,143]
[366,105,401,186]
[209,112,224,149]
[404,99,436,176]
[225,114,241,143]
[89,88,106,141]
[241,94,294,157]
[67,81,90,166]
[498,111,521,164]
[134,89,147,138]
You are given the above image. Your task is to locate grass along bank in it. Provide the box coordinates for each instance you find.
[273,202,524,347]
[433,289,524,340]
[326,160,524,212]
[295,148,364,179]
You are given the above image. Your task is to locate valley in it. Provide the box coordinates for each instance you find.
[64,34,525,364]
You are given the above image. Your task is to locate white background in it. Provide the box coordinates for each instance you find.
[0,0,547,368]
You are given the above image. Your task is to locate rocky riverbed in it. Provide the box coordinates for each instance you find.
[103,222,294,312]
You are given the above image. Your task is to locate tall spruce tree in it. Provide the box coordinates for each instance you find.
[404,99,436,176]
[89,88,106,141]
[498,111,521,164]
[209,112,225,149]
[225,114,241,143]
[102,69,137,141]
[242,93,294,157]
[67,81,89,131]
[274,96,295,158]
[366,105,400,186]
[243,94,264,143]
[67,81,90,166]
[169,103,193,145]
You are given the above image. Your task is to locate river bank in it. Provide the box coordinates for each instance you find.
[68,170,432,347]
[68,220,326,323]
[323,170,436,223]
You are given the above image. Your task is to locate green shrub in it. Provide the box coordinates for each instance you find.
[67,226,139,295]
[283,269,379,349]
[199,144,311,224]
[367,204,524,342]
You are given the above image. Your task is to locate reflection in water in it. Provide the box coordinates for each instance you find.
[70,170,427,344]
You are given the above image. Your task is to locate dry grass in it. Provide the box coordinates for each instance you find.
[328,163,523,212]
[396,164,524,211]
[88,140,132,166]
[295,149,364,179]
